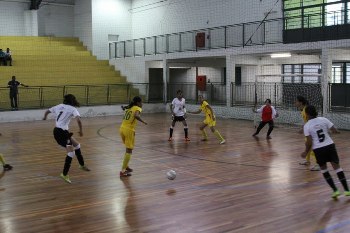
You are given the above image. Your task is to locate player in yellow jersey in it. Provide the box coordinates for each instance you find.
[119,96,147,177]
[188,95,225,144]
[296,96,320,171]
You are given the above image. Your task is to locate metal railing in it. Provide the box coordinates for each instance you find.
[0,84,152,111]
[109,10,350,58]
[109,17,283,58]
[1,82,349,113]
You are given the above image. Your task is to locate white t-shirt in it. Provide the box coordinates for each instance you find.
[49,104,80,130]
[304,117,334,149]
[171,98,186,116]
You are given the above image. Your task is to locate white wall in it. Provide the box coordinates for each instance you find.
[38,4,74,37]
[0,1,29,36]
[91,0,132,60]
[74,0,93,51]
[0,0,74,37]
[131,0,283,39]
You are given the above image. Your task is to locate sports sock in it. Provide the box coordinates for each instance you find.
[322,170,337,192]
[214,130,224,141]
[336,169,350,191]
[0,153,5,166]
[74,145,85,166]
[184,127,188,138]
[201,129,208,140]
[122,153,131,171]
[63,156,73,176]
[169,127,173,138]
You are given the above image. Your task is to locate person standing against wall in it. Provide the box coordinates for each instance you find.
[7,76,28,111]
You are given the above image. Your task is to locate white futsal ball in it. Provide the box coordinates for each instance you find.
[167,170,176,180]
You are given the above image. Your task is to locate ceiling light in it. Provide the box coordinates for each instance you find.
[270,53,291,58]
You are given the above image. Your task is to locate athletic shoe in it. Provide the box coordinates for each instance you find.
[310,164,320,171]
[252,133,258,137]
[185,137,190,142]
[126,166,133,172]
[201,138,208,141]
[3,164,13,171]
[60,173,72,184]
[299,160,310,165]
[332,190,340,199]
[266,136,272,140]
[344,191,350,196]
[120,171,131,177]
[79,165,91,171]
[220,140,226,145]
[168,137,172,141]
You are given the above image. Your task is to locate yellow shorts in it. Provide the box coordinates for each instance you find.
[119,127,135,149]
[203,118,216,127]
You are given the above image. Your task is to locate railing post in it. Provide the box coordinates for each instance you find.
[109,43,111,59]
[107,84,110,104]
[224,26,227,49]
[115,42,117,59]
[143,38,146,56]
[179,33,182,52]
[123,41,126,58]
[86,86,89,106]
[242,23,245,47]
[133,40,136,57]
[154,36,157,55]
[166,35,169,53]
[39,87,43,108]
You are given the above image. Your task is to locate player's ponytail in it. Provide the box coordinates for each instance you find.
[121,96,142,110]
[305,105,318,119]
[296,96,309,106]
[63,94,80,107]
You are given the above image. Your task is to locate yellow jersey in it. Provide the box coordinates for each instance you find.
[120,106,142,131]
[200,101,213,119]
[301,106,307,123]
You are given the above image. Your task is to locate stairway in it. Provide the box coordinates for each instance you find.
[0,36,138,110]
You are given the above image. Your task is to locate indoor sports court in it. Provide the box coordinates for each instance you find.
[2,0,350,232]
[2,113,350,233]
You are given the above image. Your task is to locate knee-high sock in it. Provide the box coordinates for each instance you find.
[322,170,338,191]
[122,153,131,171]
[74,144,84,166]
[63,155,73,176]
[267,125,274,136]
[336,168,349,191]
[184,127,188,138]
[214,130,224,141]
[201,129,208,140]
[169,127,174,138]
[0,153,5,165]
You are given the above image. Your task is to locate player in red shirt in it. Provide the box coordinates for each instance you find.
[252,99,278,139]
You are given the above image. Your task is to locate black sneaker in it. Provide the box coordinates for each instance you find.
[3,164,13,171]
[120,171,131,177]
[126,167,133,172]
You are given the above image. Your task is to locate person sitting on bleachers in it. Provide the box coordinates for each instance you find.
[0,49,6,66]
[5,48,12,66]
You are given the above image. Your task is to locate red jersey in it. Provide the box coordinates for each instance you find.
[256,105,277,122]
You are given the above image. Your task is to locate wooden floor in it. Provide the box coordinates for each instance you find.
[1,113,350,233]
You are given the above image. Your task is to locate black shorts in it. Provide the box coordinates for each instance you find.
[173,116,186,122]
[53,127,73,147]
[313,143,339,166]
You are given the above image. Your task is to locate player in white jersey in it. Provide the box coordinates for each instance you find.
[302,105,350,198]
[169,90,189,141]
[43,94,90,184]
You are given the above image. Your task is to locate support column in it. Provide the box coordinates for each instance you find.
[226,54,235,107]
[24,10,38,36]
[321,48,332,115]
[163,59,169,104]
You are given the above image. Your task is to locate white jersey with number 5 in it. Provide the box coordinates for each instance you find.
[172,98,186,116]
[49,104,80,130]
[304,117,334,150]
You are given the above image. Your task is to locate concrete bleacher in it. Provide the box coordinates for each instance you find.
[0,36,138,109]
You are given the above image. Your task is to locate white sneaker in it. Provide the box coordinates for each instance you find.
[299,160,310,165]
[310,164,320,171]
[220,140,226,145]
